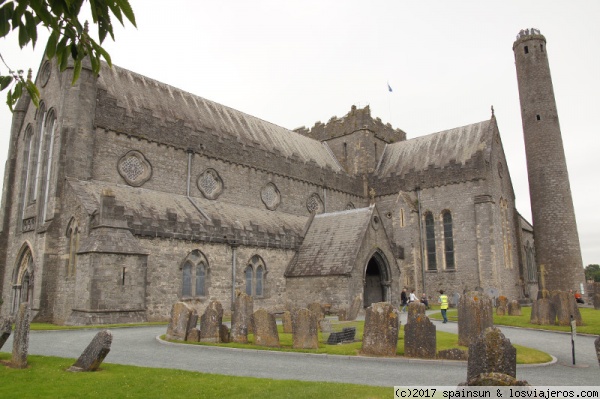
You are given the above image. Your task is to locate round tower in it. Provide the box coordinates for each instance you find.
[513,29,585,293]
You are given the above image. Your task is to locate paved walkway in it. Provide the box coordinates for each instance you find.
[2,313,599,387]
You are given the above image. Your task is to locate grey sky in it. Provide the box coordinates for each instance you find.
[1,0,598,265]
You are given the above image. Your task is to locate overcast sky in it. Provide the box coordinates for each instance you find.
[1,0,598,266]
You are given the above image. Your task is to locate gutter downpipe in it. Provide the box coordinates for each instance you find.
[416,187,426,294]
[231,241,238,311]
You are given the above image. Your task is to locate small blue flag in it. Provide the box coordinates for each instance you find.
[387,83,393,92]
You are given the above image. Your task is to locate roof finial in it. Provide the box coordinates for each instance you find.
[491,105,495,118]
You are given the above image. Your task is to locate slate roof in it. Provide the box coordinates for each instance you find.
[286,207,373,277]
[375,119,494,180]
[96,63,342,172]
[67,179,308,246]
[78,226,148,255]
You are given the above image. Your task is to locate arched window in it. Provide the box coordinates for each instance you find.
[39,110,57,222]
[30,103,47,203]
[182,262,192,297]
[11,246,34,314]
[442,211,455,270]
[245,255,266,297]
[20,125,34,207]
[424,212,437,271]
[66,218,79,277]
[180,250,209,298]
[500,198,513,269]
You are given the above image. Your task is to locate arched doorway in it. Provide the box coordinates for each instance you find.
[363,250,391,308]
[11,245,34,314]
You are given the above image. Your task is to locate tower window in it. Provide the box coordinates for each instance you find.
[536,115,541,121]
[524,46,529,54]
[540,44,544,53]
[424,212,437,271]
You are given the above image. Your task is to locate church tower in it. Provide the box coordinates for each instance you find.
[513,29,585,292]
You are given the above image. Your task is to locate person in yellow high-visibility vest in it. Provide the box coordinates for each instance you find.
[439,290,449,323]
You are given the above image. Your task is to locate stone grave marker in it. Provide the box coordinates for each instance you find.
[187,328,200,342]
[552,291,582,326]
[458,292,493,347]
[530,297,555,325]
[166,301,197,341]
[11,302,30,369]
[361,302,399,357]
[508,300,522,316]
[466,327,518,385]
[347,294,362,321]
[484,287,499,307]
[200,300,224,343]
[307,302,324,321]
[337,309,347,321]
[0,317,12,350]
[253,309,280,347]
[231,291,253,343]
[291,308,318,349]
[281,311,293,333]
[68,330,112,372]
[404,313,436,359]
[593,294,600,310]
[319,318,332,333]
[219,324,231,343]
[406,302,426,324]
[496,296,508,316]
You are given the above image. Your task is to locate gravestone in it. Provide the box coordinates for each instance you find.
[219,324,231,343]
[467,327,516,383]
[407,302,426,324]
[231,291,253,344]
[496,296,508,316]
[361,302,399,357]
[552,291,582,326]
[595,336,600,368]
[291,308,318,349]
[187,327,200,342]
[319,319,332,333]
[11,302,30,369]
[347,295,362,321]
[253,309,280,347]
[281,311,293,333]
[68,330,112,372]
[337,309,347,321]
[465,372,529,386]
[200,300,224,343]
[458,292,493,347]
[404,313,436,359]
[507,300,522,316]
[594,294,600,310]
[530,298,555,325]
[484,287,499,307]
[308,302,324,321]
[451,292,461,307]
[166,301,197,341]
[0,317,12,350]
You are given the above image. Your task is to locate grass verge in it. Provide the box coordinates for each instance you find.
[0,353,389,399]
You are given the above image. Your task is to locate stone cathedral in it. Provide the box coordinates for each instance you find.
[0,30,583,325]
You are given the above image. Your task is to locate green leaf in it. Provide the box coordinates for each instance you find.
[0,75,13,91]
[91,39,111,67]
[0,3,14,37]
[71,59,82,85]
[26,80,40,107]
[25,11,38,48]
[45,30,59,59]
[116,0,137,26]
[18,22,29,48]
[6,89,13,111]
[107,1,124,26]
[59,43,70,71]
[12,80,23,101]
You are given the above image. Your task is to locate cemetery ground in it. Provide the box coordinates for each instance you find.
[160,318,551,364]
[429,306,600,335]
[0,353,390,399]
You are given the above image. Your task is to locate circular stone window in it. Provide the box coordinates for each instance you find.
[261,182,281,210]
[197,168,224,200]
[39,61,52,88]
[117,150,152,187]
[306,193,324,214]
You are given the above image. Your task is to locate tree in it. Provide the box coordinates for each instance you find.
[0,0,136,111]
[584,264,600,282]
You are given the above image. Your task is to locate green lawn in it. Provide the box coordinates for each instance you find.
[0,353,389,399]
[165,319,551,364]
[429,306,600,335]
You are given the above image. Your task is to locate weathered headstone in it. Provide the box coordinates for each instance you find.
[187,327,200,342]
[11,302,30,369]
[593,294,600,310]
[0,317,12,350]
[337,309,347,321]
[166,301,197,341]
[458,292,493,347]
[361,302,399,357]
[200,300,224,343]
[465,372,530,386]
[347,294,362,321]
[508,300,522,316]
[404,313,436,359]
[231,291,253,344]
[292,308,318,349]
[319,318,332,333]
[307,302,324,321]
[467,327,516,383]
[281,311,293,333]
[496,296,508,316]
[253,309,280,347]
[595,336,600,368]
[219,324,231,343]
[552,291,582,326]
[68,330,112,372]
[407,302,426,324]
